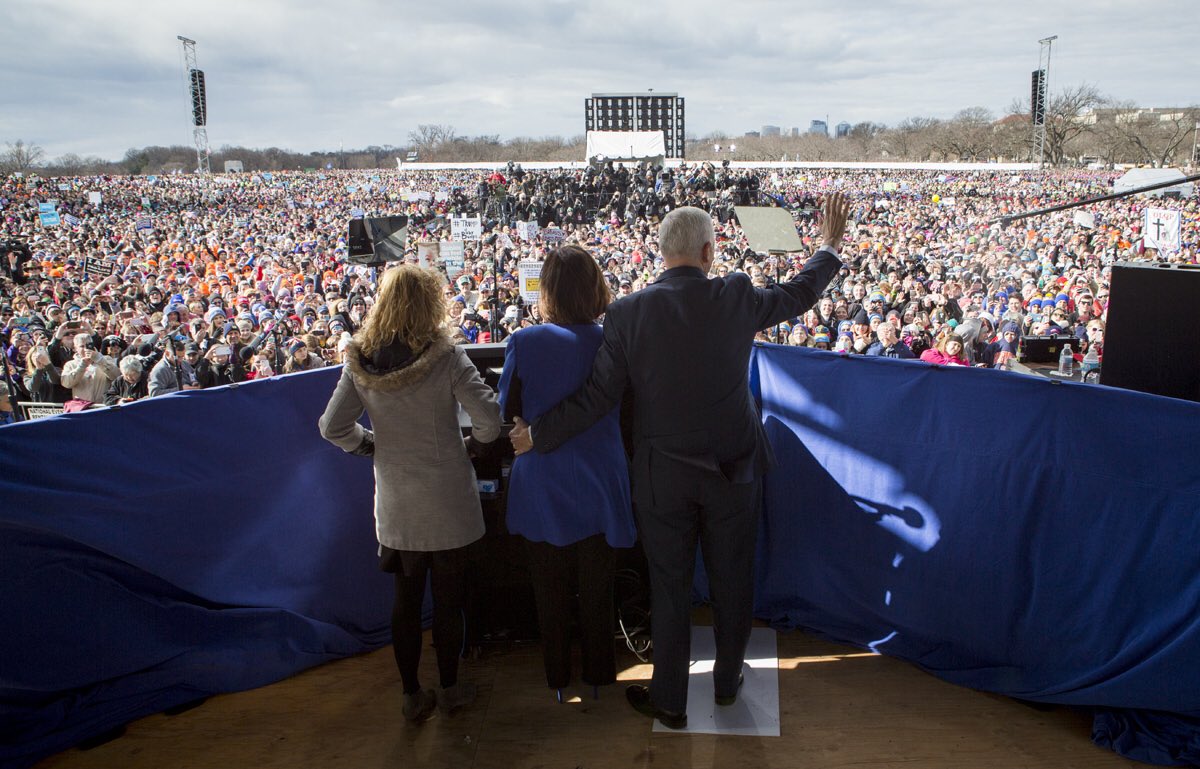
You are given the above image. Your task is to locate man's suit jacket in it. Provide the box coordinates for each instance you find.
[532,248,842,506]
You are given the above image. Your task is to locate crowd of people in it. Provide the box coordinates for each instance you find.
[1,161,1196,423]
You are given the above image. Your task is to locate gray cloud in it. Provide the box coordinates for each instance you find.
[1,0,1196,160]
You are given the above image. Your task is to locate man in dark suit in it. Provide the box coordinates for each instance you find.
[510,193,850,728]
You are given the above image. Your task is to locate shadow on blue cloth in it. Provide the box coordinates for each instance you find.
[742,344,1200,767]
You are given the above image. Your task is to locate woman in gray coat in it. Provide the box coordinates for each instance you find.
[320,264,501,723]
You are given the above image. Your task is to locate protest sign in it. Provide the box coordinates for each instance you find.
[438,240,465,279]
[450,216,482,242]
[518,260,543,303]
[517,220,540,242]
[82,257,116,278]
[416,241,439,268]
[1145,208,1181,252]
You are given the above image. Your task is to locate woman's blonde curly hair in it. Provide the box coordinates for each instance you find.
[355,265,447,356]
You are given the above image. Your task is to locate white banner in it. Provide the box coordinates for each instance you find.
[1144,208,1181,252]
[438,240,465,279]
[88,191,102,205]
[450,216,482,242]
[518,260,542,303]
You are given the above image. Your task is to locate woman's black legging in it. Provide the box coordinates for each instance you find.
[391,554,468,695]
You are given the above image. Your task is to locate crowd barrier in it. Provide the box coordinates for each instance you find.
[2,346,1198,767]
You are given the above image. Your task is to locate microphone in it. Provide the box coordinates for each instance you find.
[238,321,276,362]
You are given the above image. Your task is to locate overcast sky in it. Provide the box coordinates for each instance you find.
[2,0,1196,161]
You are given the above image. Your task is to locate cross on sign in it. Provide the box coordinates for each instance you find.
[1151,215,1167,241]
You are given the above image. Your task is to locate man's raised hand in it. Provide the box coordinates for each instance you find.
[820,192,852,250]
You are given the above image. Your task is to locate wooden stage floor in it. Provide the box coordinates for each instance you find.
[34,623,1141,769]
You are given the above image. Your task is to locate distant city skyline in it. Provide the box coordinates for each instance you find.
[1,0,1196,160]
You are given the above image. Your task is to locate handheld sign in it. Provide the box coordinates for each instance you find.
[450,216,482,242]
[518,260,542,303]
[82,257,116,278]
[438,241,465,279]
[416,241,439,268]
[1145,208,1181,252]
[542,227,565,245]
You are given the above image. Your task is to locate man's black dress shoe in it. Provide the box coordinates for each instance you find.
[714,672,745,706]
[626,684,687,729]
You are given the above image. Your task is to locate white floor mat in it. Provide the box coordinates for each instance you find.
[652,625,780,736]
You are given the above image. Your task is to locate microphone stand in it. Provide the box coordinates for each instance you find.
[270,323,286,373]
[2,353,22,422]
[770,250,784,343]
[489,244,502,342]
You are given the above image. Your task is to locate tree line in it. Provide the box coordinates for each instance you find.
[3,86,1196,176]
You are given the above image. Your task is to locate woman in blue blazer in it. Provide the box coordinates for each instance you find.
[499,245,635,701]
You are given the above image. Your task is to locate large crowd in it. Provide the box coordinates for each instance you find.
[1,161,1197,423]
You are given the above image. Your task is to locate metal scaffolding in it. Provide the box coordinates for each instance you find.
[178,36,211,175]
[1032,35,1056,167]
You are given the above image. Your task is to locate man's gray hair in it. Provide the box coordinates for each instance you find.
[658,207,714,260]
[119,356,143,375]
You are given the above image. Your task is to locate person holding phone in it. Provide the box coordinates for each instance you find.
[196,345,237,388]
[61,331,119,404]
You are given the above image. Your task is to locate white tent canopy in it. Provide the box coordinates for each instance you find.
[585,131,665,162]
[1113,167,1194,198]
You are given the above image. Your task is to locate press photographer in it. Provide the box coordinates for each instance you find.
[1,240,33,287]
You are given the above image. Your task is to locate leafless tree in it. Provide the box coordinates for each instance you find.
[936,108,995,161]
[407,124,457,152]
[1,139,45,173]
[1101,102,1200,167]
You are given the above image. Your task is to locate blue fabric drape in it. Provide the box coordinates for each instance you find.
[748,344,1200,766]
[0,369,392,769]
[3,349,1199,766]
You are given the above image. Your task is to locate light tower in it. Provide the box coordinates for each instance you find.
[178,36,211,174]
[1031,35,1057,166]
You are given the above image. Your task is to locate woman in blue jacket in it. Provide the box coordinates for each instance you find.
[499,245,635,701]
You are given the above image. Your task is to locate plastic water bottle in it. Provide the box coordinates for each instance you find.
[1081,345,1100,375]
[1058,343,1074,376]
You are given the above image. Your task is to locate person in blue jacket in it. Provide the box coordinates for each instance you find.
[498,245,635,701]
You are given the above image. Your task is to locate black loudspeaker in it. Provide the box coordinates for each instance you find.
[189,69,207,127]
[1031,69,1046,126]
[1100,262,1200,402]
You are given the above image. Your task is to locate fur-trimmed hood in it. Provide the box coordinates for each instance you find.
[344,336,453,392]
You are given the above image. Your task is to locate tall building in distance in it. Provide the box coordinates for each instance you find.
[761,125,781,137]
[809,120,828,136]
[836,121,852,138]
[584,92,685,158]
